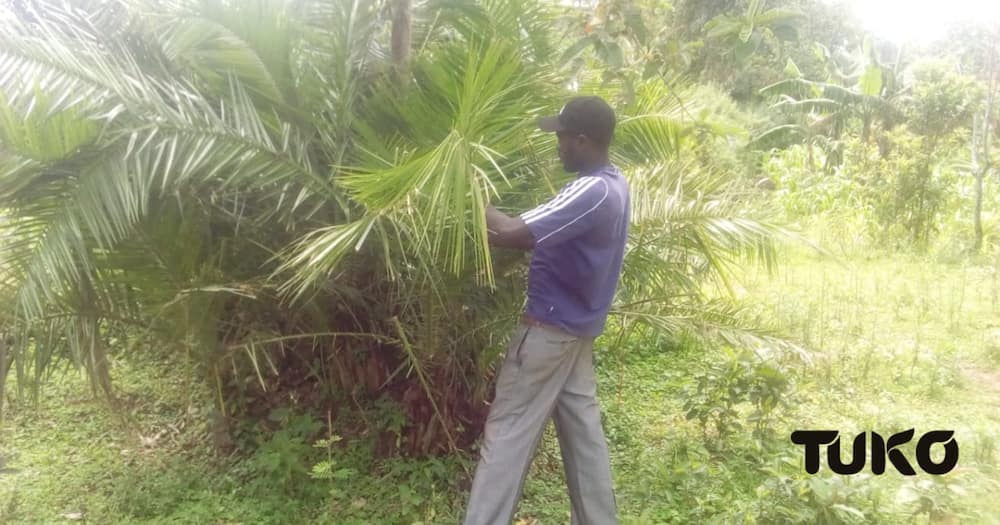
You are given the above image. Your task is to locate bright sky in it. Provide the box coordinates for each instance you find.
[834,0,1000,44]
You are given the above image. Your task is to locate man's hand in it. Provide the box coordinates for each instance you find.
[486,204,535,250]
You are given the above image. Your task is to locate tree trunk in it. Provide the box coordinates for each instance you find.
[974,168,984,252]
[391,0,412,72]
[973,42,995,253]
[914,148,934,248]
[78,277,114,404]
[0,335,8,422]
[973,113,985,252]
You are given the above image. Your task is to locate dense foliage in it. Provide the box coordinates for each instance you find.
[0,0,790,455]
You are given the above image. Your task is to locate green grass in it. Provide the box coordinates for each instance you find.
[2,249,1000,524]
[742,249,1000,523]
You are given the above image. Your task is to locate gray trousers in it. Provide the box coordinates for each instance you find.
[462,323,618,525]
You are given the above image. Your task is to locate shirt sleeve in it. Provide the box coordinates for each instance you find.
[519,176,610,247]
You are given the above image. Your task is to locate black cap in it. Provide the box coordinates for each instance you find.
[538,96,616,146]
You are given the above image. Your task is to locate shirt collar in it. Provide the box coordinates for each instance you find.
[578,164,616,178]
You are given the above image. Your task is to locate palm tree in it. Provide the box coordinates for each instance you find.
[0,0,790,455]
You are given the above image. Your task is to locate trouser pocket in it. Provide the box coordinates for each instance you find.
[510,324,531,365]
[536,323,580,345]
[493,325,530,404]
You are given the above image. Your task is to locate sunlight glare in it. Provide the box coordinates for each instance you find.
[836,0,1000,44]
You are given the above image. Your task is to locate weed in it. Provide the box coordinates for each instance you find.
[247,409,323,497]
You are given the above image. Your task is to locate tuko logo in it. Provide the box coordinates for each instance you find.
[791,429,959,475]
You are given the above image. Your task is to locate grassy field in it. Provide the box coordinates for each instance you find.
[2,248,999,524]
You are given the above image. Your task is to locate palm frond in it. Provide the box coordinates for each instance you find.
[147,12,286,103]
[610,298,808,361]
[280,39,550,297]
[619,153,791,302]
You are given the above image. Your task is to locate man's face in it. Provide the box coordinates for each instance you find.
[556,131,586,172]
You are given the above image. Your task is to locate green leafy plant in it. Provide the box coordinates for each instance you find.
[310,434,357,500]
[704,0,803,64]
[757,456,890,524]
[248,409,323,495]
[682,347,792,448]
[896,475,970,524]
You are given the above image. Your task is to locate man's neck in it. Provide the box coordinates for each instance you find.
[578,156,610,175]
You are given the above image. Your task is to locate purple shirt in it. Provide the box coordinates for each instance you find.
[519,165,630,337]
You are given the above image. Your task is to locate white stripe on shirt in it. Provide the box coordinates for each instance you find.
[536,178,609,244]
[520,177,594,222]
[522,177,602,224]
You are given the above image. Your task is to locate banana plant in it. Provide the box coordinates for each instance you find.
[755,36,908,170]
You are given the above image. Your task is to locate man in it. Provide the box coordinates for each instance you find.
[463,96,629,525]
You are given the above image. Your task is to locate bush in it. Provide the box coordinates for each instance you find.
[682,347,793,450]
[766,128,973,253]
[755,455,893,524]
